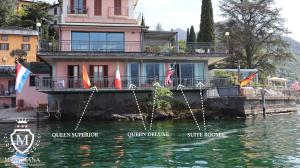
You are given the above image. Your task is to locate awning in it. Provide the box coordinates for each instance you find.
[144,31,177,41]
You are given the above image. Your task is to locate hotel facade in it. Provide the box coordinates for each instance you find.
[36,0,228,118]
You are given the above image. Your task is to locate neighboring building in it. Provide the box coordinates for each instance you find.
[37,0,228,118]
[15,0,34,15]
[0,26,39,66]
[48,3,62,25]
[0,67,15,109]
[16,62,50,109]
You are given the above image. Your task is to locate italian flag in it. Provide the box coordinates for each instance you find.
[82,65,91,89]
[114,63,122,90]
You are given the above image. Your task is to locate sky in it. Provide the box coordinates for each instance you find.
[45,0,300,41]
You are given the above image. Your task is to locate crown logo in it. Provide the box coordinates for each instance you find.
[16,118,29,124]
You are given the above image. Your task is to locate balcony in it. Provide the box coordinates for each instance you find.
[67,6,88,15]
[36,76,231,92]
[39,40,227,54]
[108,7,129,18]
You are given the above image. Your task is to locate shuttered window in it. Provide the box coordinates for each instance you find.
[94,0,102,16]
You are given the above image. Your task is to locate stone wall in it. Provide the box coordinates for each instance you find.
[207,96,297,118]
[48,90,205,120]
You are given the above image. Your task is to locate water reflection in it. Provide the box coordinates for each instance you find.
[0,112,299,167]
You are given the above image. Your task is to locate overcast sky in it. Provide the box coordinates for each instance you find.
[45,0,300,41]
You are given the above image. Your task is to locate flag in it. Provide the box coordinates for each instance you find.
[15,63,31,93]
[82,65,91,89]
[165,65,174,86]
[114,63,122,90]
[240,72,257,87]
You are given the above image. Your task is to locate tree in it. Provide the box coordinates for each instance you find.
[186,28,190,42]
[18,2,53,30]
[218,0,294,75]
[197,0,215,45]
[141,14,145,27]
[189,26,196,42]
[155,23,163,31]
[0,0,17,26]
[10,49,27,64]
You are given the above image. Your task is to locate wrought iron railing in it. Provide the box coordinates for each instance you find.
[67,6,88,14]
[36,76,231,90]
[39,40,227,54]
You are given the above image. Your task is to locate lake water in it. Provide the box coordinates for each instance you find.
[0,111,300,167]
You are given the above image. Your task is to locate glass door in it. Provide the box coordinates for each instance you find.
[68,65,79,88]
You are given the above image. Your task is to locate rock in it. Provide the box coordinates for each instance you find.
[111,114,129,121]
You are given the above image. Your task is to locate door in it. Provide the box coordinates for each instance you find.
[68,65,79,88]
[114,0,121,15]
[90,65,108,88]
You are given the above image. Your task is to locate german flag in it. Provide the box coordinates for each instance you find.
[240,72,257,87]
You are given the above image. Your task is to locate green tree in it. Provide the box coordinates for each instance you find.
[186,28,190,42]
[189,26,196,42]
[154,87,173,112]
[141,14,145,27]
[217,0,294,75]
[0,0,17,26]
[18,2,53,30]
[197,0,215,45]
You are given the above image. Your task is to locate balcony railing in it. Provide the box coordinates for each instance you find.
[67,6,88,14]
[40,40,227,54]
[0,88,16,96]
[36,76,231,91]
[108,7,129,17]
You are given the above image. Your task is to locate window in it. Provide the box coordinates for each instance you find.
[29,75,36,87]
[21,44,30,51]
[71,32,125,52]
[180,64,194,79]
[94,0,102,16]
[1,35,8,41]
[143,63,164,85]
[23,36,30,42]
[54,7,57,15]
[145,64,160,79]
[114,0,121,15]
[70,0,86,14]
[0,43,9,50]
[128,63,140,86]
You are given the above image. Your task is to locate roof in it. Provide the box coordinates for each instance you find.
[0,26,38,36]
[144,31,177,41]
[22,62,50,74]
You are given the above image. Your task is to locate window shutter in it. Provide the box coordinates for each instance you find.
[94,0,102,16]
[89,65,94,77]
[70,0,74,13]
[103,65,108,77]
[83,0,86,12]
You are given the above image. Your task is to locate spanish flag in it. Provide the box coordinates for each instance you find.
[82,65,91,89]
[114,63,122,90]
[240,72,257,87]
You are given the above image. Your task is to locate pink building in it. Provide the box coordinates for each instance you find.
[37,0,228,119]
[16,62,50,110]
[0,67,15,108]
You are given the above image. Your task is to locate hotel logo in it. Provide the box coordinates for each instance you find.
[4,118,40,154]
